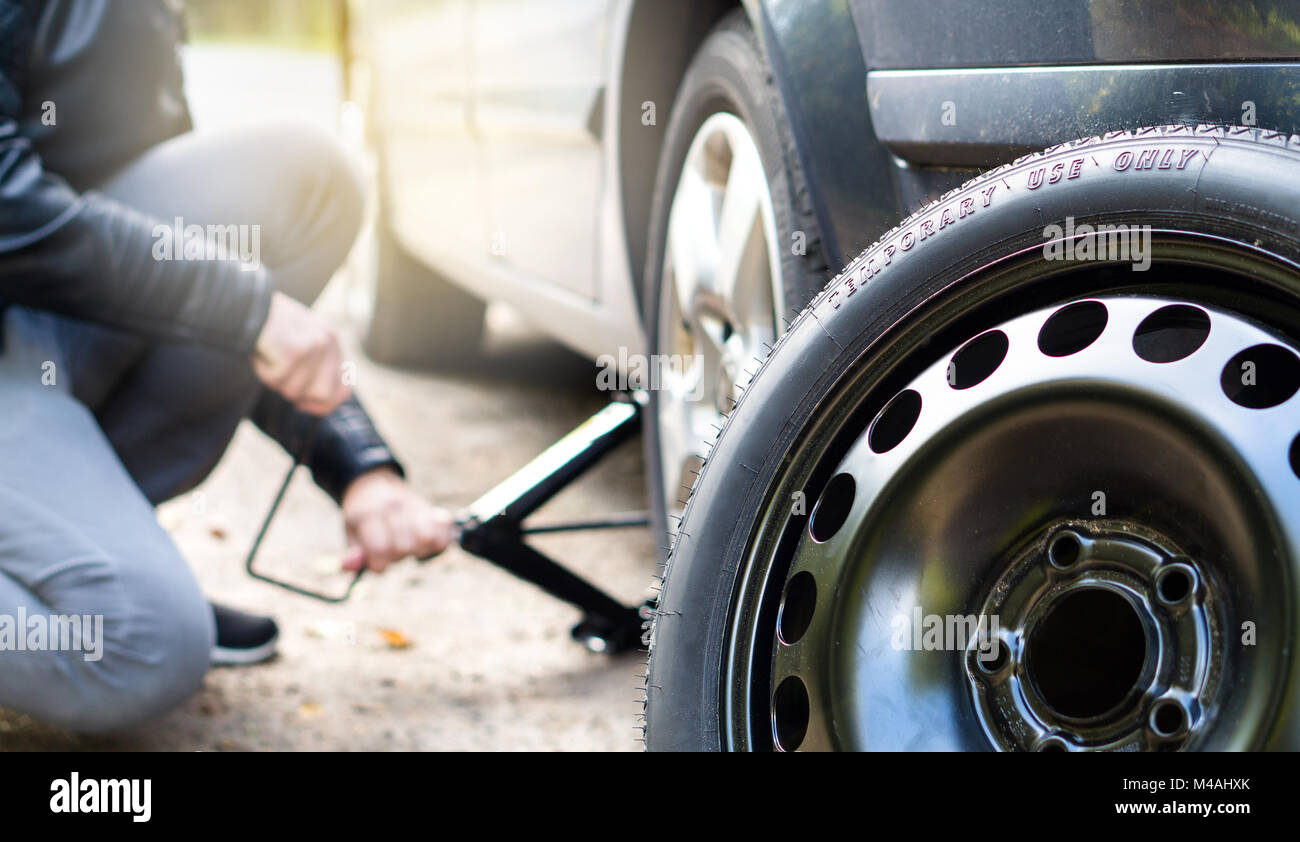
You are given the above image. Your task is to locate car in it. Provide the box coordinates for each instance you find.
[348,0,1300,751]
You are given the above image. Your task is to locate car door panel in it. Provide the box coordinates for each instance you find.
[474,0,611,300]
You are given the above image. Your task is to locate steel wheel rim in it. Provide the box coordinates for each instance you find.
[657,112,783,524]
[721,240,1300,751]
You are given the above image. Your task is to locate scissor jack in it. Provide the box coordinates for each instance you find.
[246,393,653,654]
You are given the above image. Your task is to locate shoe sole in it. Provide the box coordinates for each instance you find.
[210,634,279,666]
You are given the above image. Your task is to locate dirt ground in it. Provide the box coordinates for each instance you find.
[0,46,656,751]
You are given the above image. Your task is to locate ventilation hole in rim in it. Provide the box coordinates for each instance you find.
[948,330,1009,389]
[1220,344,1300,409]
[1291,434,1300,481]
[1038,300,1109,357]
[1133,304,1211,363]
[809,473,855,543]
[777,572,817,645]
[772,675,810,751]
[868,389,922,454]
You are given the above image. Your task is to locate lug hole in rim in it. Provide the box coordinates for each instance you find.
[772,676,810,751]
[948,329,1010,389]
[1133,304,1212,363]
[1155,564,1195,606]
[976,639,1009,674]
[1291,433,1300,480]
[868,389,922,454]
[778,572,817,645]
[1038,300,1109,357]
[1048,531,1084,569]
[1036,736,1070,753]
[1150,700,1188,737]
[1221,343,1300,409]
[809,473,855,543]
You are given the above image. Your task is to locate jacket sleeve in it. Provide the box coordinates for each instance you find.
[251,389,406,504]
[0,4,272,353]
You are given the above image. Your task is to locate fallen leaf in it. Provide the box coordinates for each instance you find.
[298,701,324,719]
[379,628,412,649]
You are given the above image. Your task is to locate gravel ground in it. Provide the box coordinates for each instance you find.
[0,45,657,751]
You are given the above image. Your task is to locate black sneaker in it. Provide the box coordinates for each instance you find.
[210,603,279,665]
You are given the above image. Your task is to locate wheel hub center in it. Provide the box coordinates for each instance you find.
[1026,586,1149,720]
[967,521,1219,751]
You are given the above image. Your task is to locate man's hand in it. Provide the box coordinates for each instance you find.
[252,292,351,416]
[340,467,457,573]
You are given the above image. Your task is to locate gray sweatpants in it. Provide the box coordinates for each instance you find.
[0,122,362,732]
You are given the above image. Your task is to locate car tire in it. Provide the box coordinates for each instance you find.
[646,125,1300,751]
[643,9,831,548]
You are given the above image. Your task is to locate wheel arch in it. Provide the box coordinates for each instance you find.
[614,0,765,317]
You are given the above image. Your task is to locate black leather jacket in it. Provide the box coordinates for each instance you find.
[0,0,402,502]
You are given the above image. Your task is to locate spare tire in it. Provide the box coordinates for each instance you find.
[645,125,1300,751]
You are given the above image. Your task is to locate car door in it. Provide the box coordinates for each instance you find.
[472,0,612,300]
[366,0,488,265]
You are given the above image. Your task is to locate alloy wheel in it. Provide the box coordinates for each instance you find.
[656,112,784,525]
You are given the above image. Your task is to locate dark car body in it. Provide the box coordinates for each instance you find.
[772,0,1300,273]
